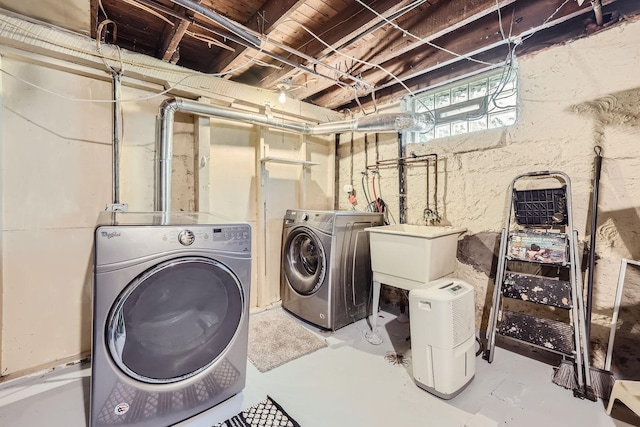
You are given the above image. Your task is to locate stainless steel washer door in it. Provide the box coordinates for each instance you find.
[106,256,244,384]
[283,227,326,295]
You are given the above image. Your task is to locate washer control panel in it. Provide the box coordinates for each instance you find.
[212,226,250,243]
[96,221,252,266]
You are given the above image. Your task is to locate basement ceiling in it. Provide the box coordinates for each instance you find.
[26,1,640,111]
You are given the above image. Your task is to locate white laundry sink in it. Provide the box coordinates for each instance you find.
[365,224,467,289]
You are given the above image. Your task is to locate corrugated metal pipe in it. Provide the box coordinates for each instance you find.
[155,98,434,211]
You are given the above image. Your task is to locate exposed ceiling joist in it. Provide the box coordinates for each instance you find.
[157,2,196,62]
[87,0,639,111]
[209,0,307,73]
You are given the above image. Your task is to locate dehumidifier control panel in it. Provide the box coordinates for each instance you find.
[438,281,468,296]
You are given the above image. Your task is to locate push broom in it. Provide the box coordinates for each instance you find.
[584,146,615,400]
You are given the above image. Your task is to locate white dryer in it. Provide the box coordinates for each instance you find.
[281,210,384,330]
[91,212,251,427]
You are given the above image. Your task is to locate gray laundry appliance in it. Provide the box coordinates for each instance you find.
[281,209,384,330]
[91,211,251,427]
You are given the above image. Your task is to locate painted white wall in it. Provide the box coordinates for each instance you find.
[0,62,335,379]
[1,57,111,375]
[337,20,640,364]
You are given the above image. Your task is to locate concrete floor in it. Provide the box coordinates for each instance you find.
[0,308,637,427]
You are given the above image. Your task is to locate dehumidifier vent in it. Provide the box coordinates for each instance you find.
[452,292,474,347]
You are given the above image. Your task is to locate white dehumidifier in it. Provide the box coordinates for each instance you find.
[409,278,476,399]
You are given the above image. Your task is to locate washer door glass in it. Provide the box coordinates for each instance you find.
[107,256,244,383]
[283,227,326,295]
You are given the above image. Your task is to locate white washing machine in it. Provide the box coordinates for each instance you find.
[281,209,384,330]
[91,212,251,427]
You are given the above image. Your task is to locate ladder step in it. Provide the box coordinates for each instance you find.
[507,231,569,265]
[498,310,575,355]
[503,273,572,309]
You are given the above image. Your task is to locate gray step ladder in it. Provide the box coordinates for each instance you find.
[483,171,596,400]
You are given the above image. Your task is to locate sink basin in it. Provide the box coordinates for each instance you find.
[365,224,467,289]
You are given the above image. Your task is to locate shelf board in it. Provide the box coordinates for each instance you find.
[260,157,319,166]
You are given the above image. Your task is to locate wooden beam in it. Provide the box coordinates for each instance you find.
[208,0,307,74]
[336,0,636,113]
[157,1,200,62]
[340,48,509,112]
[307,0,596,109]
[257,0,418,90]
[159,19,190,61]
[90,0,99,39]
[291,0,519,103]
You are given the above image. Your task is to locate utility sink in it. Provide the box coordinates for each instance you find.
[365,224,467,289]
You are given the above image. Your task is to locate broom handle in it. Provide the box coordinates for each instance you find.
[586,146,603,341]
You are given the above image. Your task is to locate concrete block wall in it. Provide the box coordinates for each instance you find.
[337,20,640,377]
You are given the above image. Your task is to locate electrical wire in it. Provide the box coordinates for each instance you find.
[519,0,572,45]
[0,0,574,113]
[291,20,436,122]
[0,15,272,103]
[361,173,372,211]
[355,0,496,66]
[120,0,174,26]
[372,173,382,213]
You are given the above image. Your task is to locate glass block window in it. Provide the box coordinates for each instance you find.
[408,67,518,143]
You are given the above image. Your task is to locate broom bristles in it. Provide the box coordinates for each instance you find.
[590,368,615,400]
[552,360,578,390]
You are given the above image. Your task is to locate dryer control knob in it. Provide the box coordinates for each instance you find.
[178,230,195,246]
[301,213,309,221]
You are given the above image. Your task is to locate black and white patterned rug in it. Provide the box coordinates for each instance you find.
[213,396,301,427]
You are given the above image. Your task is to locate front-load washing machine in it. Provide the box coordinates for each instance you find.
[91,212,251,427]
[281,209,384,330]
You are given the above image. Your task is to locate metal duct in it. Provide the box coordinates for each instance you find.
[155,98,435,211]
[309,112,434,135]
[0,10,340,122]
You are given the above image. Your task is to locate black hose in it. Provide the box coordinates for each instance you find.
[586,146,603,341]
[475,335,484,357]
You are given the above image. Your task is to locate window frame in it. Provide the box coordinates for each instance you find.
[405,66,519,143]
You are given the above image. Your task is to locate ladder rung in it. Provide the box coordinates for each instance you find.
[498,310,575,356]
[503,273,572,309]
[506,231,569,265]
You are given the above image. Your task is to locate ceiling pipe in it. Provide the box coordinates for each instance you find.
[112,71,122,205]
[591,0,604,26]
[167,0,368,88]
[169,0,261,47]
[155,98,434,211]
[190,22,359,90]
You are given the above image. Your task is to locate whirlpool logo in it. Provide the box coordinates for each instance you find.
[114,402,129,416]
[101,231,121,239]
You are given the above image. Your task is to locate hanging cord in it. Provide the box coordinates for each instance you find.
[372,171,382,213]
[432,155,440,223]
[361,172,371,211]
[586,145,603,341]
[475,336,484,357]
